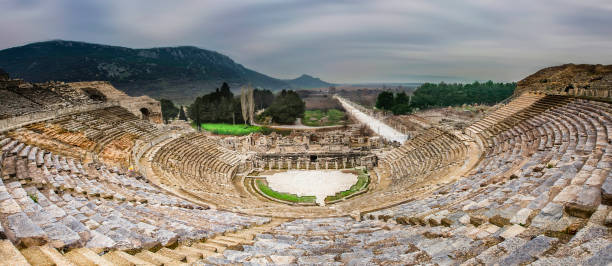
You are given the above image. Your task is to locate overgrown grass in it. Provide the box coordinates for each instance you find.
[256,180,316,203]
[325,169,370,202]
[303,109,346,126]
[196,123,262,135]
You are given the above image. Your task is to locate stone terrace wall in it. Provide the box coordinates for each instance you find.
[0,101,119,133]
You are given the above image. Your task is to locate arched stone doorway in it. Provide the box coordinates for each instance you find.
[140,108,150,121]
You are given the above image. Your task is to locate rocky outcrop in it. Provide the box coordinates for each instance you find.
[516,64,612,98]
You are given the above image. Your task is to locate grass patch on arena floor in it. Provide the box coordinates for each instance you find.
[196,123,263,135]
[256,180,316,203]
[325,168,370,202]
[303,109,346,126]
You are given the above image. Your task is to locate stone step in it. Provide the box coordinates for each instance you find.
[64,248,114,266]
[206,238,243,250]
[134,250,185,266]
[216,235,253,245]
[154,248,186,263]
[193,242,225,253]
[21,245,77,266]
[224,231,255,240]
[172,246,204,263]
[179,245,220,258]
[0,239,30,266]
[5,212,48,247]
[101,250,155,266]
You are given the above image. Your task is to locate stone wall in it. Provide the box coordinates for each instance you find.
[66,81,163,123]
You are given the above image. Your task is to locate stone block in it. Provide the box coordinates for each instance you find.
[565,186,601,218]
[6,212,48,247]
[510,208,532,225]
[500,224,526,239]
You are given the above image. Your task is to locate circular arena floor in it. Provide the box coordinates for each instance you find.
[264,170,358,205]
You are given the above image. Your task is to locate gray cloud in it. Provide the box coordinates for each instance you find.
[1,0,611,83]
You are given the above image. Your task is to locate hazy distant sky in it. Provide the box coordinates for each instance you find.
[1,0,612,83]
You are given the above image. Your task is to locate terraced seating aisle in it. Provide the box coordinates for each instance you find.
[213,213,610,265]
[379,127,467,187]
[151,132,242,192]
[8,106,165,167]
[0,136,270,265]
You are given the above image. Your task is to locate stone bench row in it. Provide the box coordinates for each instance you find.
[0,137,268,251]
[212,215,610,265]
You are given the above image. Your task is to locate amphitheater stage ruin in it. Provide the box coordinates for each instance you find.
[0,64,610,265]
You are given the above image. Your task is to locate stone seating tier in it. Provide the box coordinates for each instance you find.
[0,137,269,255]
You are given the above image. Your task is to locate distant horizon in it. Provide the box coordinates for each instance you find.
[0,39,521,85]
[2,0,611,84]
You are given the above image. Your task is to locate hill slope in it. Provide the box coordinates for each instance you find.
[284,74,334,89]
[0,40,332,104]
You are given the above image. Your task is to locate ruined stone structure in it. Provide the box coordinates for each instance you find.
[516,63,612,98]
[0,65,610,265]
[67,81,163,123]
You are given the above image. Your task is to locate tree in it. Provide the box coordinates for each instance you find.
[248,86,254,124]
[240,84,255,125]
[374,81,515,115]
[187,82,238,126]
[178,106,187,121]
[394,92,409,106]
[253,88,274,110]
[240,86,249,124]
[375,91,395,110]
[262,90,305,124]
[160,99,179,124]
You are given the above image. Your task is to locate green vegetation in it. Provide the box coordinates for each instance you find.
[376,81,516,115]
[325,169,370,202]
[28,193,38,203]
[198,123,262,135]
[303,109,346,126]
[188,82,277,130]
[256,180,316,203]
[188,82,239,127]
[260,90,305,124]
[160,99,179,124]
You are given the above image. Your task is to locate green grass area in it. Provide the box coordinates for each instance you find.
[256,180,316,203]
[195,123,263,135]
[303,109,346,127]
[325,169,370,202]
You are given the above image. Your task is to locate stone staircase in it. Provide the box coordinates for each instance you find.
[1,218,286,265]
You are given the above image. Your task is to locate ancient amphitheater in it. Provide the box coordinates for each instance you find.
[0,64,610,265]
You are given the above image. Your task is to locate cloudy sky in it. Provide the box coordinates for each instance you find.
[1,0,612,83]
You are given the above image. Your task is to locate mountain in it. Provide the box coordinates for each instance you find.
[284,74,334,89]
[0,40,333,104]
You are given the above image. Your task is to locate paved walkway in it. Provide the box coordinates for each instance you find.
[335,96,408,144]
